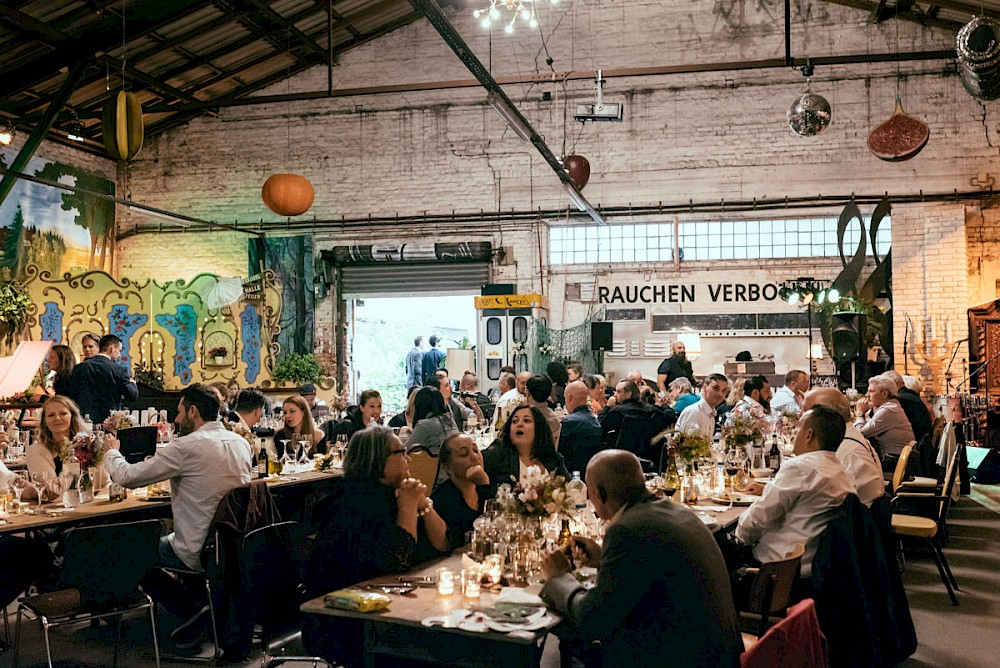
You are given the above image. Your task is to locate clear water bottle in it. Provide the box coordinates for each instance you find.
[567,471,588,512]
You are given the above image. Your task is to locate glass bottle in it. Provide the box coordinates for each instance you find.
[662,452,681,500]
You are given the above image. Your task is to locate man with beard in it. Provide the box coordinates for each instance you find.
[657,340,695,393]
[103,384,252,648]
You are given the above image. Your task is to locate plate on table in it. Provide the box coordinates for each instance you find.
[138,493,171,502]
[710,492,760,506]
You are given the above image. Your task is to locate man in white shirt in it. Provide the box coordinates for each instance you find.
[770,370,808,415]
[804,388,884,508]
[494,371,523,430]
[734,375,771,415]
[676,374,730,438]
[735,405,855,575]
[104,383,252,646]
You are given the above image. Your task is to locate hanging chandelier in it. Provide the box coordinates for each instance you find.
[473,0,560,33]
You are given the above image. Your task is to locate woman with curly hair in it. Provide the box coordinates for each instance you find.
[483,404,568,493]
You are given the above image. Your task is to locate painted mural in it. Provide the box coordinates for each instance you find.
[249,236,313,356]
[20,265,283,389]
[0,149,116,279]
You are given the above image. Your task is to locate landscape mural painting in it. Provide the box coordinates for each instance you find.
[0,148,115,280]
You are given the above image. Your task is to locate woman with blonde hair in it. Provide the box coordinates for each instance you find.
[80,333,100,360]
[28,395,108,498]
[274,395,327,459]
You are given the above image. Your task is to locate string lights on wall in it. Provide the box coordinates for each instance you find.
[473,0,561,33]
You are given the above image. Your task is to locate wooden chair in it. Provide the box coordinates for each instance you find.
[739,543,805,637]
[891,443,963,606]
[885,441,916,494]
[406,445,440,492]
[13,519,162,668]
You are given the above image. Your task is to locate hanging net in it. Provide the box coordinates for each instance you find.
[520,316,603,376]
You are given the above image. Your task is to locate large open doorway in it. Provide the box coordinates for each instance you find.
[351,294,478,415]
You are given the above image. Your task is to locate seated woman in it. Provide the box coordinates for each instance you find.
[483,404,569,492]
[306,426,448,596]
[45,345,76,398]
[583,374,608,414]
[432,433,491,550]
[27,395,107,498]
[274,395,327,458]
[406,387,457,455]
[327,390,383,441]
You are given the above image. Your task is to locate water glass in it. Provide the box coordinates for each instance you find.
[461,568,482,598]
[485,554,504,585]
[436,568,455,596]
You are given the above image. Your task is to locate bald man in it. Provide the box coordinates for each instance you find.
[804,388,884,507]
[540,451,742,668]
[559,381,603,477]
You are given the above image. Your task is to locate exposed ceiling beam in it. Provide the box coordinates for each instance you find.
[818,0,965,29]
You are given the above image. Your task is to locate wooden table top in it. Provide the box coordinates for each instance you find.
[0,469,343,535]
[301,552,558,646]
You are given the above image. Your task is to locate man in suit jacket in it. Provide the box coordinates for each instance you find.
[599,380,670,461]
[67,334,138,422]
[559,381,603,478]
[540,450,742,668]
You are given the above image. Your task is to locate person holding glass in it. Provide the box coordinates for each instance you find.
[483,405,569,492]
[432,433,491,550]
[274,395,327,460]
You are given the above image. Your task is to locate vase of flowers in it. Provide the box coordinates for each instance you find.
[209,346,228,365]
[102,410,134,436]
[496,466,574,519]
[723,404,768,450]
[67,431,104,503]
[663,429,711,466]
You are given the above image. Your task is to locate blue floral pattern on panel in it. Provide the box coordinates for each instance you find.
[241,304,262,384]
[40,302,64,343]
[156,305,198,385]
[107,304,148,372]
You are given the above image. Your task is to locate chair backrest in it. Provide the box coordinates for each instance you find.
[614,412,662,459]
[936,443,963,525]
[891,442,916,494]
[740,598,827,668]
[747,543,805,616]
[61,518,162,606]
[241,521,305,638]
[118,425,159,463]
[407,446,439,491]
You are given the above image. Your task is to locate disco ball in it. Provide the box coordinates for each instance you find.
[788,91,832,137]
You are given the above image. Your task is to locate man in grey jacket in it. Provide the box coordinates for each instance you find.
[540,450,742,668]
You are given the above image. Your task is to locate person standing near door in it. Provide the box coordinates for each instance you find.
[422,335,445,380]
[405,336,424,389]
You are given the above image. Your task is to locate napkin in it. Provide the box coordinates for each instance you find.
[497,587,545,607]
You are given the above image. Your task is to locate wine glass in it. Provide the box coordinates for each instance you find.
[9,471,32,515]
[17,430,29,450]
[298,439,312,466]
[31,471,54,509]
[335,434,348,461]
[279,439,291,464]
[283,440,299,472]
[724,448,743,491]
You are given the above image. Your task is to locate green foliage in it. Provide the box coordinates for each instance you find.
[134,361,165,390]
[272,352,323,385]
[2,205,27,279]
[26,228,67,275]
[0,280,32,345]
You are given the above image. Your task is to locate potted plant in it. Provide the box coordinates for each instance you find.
[0,281,32,347]
[208,346,228,365]
[271,352,323,385]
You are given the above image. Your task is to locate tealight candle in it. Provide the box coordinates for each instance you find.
[485,554,504,585]
[462,568,481,598]
[436,568,455,596]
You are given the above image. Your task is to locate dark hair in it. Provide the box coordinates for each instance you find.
[545,361,569,386]
[181,383,220,422]
[234,388,266,412]
[500,365,515,375]
[406,385,420,398]
[499,405,557,463]
[744,375,768,396]
[49,344,76,379]
[429,335,440,347]
[413,335,423,347]
[582,374,601,390]
[359,389,381,407]
[639,385,657,405]
[616,379,640,401]
[98,334,122,352]
[344,426,395,482]
[703,373,729,387]
[567,362,584,377]
[439,432,468,470]
[803,405,846,452]
[526,374,553,403]
[413,386,448,424]
[785,369,807,385]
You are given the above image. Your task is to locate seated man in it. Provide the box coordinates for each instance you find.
[734,405,856,576]
[884,370,932,446]
[540,450,742,668]
[459,371,495,422]
[104,384,253,646]
[735,375,771,415]
[676,373,730,439]
[559,380,603,477]
[804,388,884,508]
[599,379,669,461]
[854,373,915,469]
[770,369,808,415]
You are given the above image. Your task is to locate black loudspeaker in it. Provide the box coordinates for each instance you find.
[591,322,613,351]
[831,312,862,363]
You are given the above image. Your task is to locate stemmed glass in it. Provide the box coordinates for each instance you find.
[724,447,744,491]
[335,435,348,463]
[30,471,54,509]
[282,440,298,472]
[279,439,292,470]
[298,439,312,466]
[9,472,32,515]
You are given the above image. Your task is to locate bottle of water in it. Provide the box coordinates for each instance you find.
[83,414,94,434]
[567,471,588,513]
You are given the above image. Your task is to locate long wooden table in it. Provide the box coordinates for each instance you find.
[0,469,343,536]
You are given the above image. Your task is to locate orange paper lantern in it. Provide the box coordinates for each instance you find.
[564,154,591,190]
[262,174,315,216]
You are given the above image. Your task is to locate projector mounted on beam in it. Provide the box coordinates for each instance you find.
[575,69,624,123]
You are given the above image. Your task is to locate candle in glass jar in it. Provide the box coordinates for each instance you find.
[485,554,504,585]
[436,568,455,596]
[462,568,481,598]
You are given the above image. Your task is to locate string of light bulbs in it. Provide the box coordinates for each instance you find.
[473,0,561,33]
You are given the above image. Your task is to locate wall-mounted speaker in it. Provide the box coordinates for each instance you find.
[591,322,613,351]
[831,312,862,362]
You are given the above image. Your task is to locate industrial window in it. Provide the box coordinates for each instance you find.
[549,216,891,265]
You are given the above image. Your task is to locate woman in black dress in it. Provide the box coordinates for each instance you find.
[431,433,492,550]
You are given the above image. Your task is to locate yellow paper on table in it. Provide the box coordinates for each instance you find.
[324,588,391,613]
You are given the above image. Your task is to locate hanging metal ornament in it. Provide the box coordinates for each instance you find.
[957,16,1000,101]
[788,78,832,137]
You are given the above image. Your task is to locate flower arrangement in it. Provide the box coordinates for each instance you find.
[777,407,800,434]
[495,466,573,518]
[314,452,338,471]
[102,409,135,435]
[0,391,37,405]
[537,342,553,357]
[209,346,228,358]
[511,341,526,356]
[69,431,104,469]
[663,429,712,463]
[723,403,768,448]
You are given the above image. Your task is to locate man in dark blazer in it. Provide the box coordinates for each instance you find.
[540,450,742,668]
[599,379,670,461]
[67,334,138,422]
[559,380,603,478]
